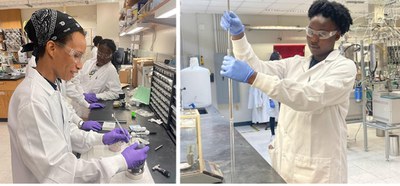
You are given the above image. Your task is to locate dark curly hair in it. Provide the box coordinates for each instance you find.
[99,39,116,53]
[308,0,353,36]
[93,35,103,46]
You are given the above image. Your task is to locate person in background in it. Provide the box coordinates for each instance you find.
[266,51,281,137]
[67,39,122,108]
[8,9,149,183]
[91,35,102,59]
[220,0,355,183]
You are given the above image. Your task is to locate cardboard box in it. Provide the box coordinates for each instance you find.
[119,68,131,84]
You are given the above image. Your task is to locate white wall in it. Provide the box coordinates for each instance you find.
[97,3,120,44]
[142,24,176,56]
[181,13,313,123]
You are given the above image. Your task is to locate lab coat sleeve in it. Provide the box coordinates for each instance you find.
[66,75,90,108]
[95,69,121,100]
[15,102,126,183]
[251,61,357,112]
[65,101,83,125]
[232,35,289,79]
[69,123,104,153]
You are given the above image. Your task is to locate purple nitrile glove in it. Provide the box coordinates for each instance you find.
[84,93,98,103]
[220,11,245,36]
[269,99,275,109]
[220,56,255,83]
[102,128,131,145]
[121,142,150,169]
[81,120,102,132]
[89,103,105,110]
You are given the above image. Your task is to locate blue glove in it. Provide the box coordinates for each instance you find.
[269,99,275,109]
[122,142,150,169]
[220,56,254,83]
[89,103,105,110]
[220,11,245,36]
[102,128,131,145]
[81,120,102,132]
[84,93,98,103]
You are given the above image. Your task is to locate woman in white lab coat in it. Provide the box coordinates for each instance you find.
[220,0,355,183]
[67,39,122,108]
[8,9,149,183]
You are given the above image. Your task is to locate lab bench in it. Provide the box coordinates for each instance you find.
[85,101,176,183]
[0,74,24,120]
[180,106,286,183]
[363,120,400,161]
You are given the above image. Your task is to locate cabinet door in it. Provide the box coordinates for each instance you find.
[0,90,10,118]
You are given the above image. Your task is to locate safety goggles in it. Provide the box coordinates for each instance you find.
[55,42,84,64]
[97,50,113,59]
[305,26,338,40]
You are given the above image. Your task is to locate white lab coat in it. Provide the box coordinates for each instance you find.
[67,58,122,100]
[248,86,279,123]
[7,67,127,183]
[233,35,356,183]
[67,58,122,108]
[26,57,84,125]
[91,46,98,59]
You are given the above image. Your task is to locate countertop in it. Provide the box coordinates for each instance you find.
[87,101,176,183]
[0,73,24,80]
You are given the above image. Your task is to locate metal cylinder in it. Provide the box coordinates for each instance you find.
[390,134,399,156]
[376,129,385,137]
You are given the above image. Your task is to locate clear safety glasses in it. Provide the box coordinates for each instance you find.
[97,50,113,59]
[305,26,338,40]
[55,42,84,64]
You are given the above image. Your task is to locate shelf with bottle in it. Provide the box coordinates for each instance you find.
[119,0,175,36]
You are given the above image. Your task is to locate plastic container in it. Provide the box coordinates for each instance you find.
[181,57,212,108]
[354,86,362,102]
[390,134,399,156]
[108,141,123,152]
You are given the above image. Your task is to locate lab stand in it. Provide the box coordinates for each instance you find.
[363,120,400,161]
[180,109,224,183]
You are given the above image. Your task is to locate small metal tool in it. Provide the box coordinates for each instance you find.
[155,144,163,151]
[152,164,170,177]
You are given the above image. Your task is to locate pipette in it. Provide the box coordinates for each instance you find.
[112,113,130,142]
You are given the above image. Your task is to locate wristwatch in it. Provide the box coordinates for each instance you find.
[78,120,84,128]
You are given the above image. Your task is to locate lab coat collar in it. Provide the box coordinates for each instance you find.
[303,49,341,70]
[27,66,58,95]
[324,49,341,62]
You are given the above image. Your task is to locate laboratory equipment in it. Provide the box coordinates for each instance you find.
[180,109,223,183]
[111,113,129,142]
[389,134,399,156]
[109,141,123,152]
[149,62,176,142]
[372,91,400,125]
[154,145,163,151]
[125,143,147,180]
[152,164,170,177]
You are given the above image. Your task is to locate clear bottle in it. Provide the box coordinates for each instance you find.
[187,145,194,165]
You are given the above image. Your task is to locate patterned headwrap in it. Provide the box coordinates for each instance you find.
[22,8,84,60]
